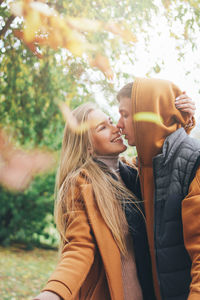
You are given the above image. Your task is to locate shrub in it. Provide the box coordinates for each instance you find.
[0,171,58,249]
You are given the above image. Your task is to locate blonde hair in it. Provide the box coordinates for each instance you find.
[55,102,140,255]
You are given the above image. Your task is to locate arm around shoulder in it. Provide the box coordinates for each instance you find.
[182,166,200,299]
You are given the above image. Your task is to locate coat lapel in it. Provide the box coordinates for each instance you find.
[81,184,124,300]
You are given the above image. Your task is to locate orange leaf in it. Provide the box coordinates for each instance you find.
[14,30,43,58]
[30,1,55,17]
[24,9,42,43]
[89,54,114,79]
[58,102,100,133]
[105,22,137,42]
[0,130,56,191]
[67,17,102,32]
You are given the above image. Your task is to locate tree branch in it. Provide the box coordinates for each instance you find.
[0,15,16,38]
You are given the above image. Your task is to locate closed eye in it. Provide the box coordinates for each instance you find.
[99,125,106,130]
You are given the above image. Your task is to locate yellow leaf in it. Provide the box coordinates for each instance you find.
[162,0,171,9]
[30,1,56,17]
[67,17,102,32]
[58,102,100,133]
[105,22,137,42]
[10,1,24,17]
[89,54,114,79]
[24,10,41,43]
[134,112,163,125]
[65,31,87,56]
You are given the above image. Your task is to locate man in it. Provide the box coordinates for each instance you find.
[117,78,200,300]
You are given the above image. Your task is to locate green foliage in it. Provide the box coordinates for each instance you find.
[0,172,58,248]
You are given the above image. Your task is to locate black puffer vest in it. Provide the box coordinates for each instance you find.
[153,128,200,300]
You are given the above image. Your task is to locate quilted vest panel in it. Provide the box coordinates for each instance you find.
[153,128,200,300]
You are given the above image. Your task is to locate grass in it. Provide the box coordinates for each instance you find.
[0,245,58,300]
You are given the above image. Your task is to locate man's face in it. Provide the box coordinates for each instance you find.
[117,97,136,146]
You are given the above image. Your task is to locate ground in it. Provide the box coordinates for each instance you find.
[0,245,58,300]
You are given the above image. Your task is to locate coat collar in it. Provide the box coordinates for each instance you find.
[80,183,124,300]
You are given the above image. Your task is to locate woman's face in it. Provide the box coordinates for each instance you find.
[88,109,127,156]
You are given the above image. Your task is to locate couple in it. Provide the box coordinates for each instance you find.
[34,78,200,300]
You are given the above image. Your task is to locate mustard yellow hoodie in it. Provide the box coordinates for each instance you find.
[132,78,200,300]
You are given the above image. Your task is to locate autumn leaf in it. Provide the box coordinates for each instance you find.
[58,102,100,133]
[24,9,42,43]
[133,112,163,125]
[105,22,137,42]
[162,0,171,9]
[67,17,102,32]
[10,1,136,77]
[0,130,56,191]
[14,30,43,58]
[89,54,114,79]
[30,1,56,17]
[65,30,89,56]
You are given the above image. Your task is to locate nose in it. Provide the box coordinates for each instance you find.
[117,117,124,129]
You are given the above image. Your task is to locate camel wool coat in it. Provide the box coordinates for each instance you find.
[43,172,124,300]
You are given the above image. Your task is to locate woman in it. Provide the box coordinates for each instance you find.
[34,99,194,300]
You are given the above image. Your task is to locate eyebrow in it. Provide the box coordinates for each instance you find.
[119,108,127,113]
[95,117,112,129]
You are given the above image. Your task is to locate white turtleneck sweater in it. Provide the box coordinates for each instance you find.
[95,155,143,300]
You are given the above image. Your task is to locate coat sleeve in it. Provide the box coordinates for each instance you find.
[42,190,96,300]
[182,166,200,300]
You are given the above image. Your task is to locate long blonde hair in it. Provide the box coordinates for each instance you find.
[55,102,140,255]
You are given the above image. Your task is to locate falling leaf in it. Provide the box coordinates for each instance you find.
[10,1,24,17]
[14,30,43,58]
[24,9,42,43]
[67,17,102,32]
[11,1,134,76]
[89,54,114,79]
[65,30,88,56]
[0,130,56,191]
[105,22,137,42]
[162,0,171,9]
[30,1,56,16]
[58,102,100,133]
[134,112,163,125]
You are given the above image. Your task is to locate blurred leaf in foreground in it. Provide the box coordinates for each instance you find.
[10,0,137,78]
[58,102,100,133]
[0,130,56,191]
[134,112,163,125]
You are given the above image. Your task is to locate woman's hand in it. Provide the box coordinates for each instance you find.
[175,91,196,120]
[33,291,62,300]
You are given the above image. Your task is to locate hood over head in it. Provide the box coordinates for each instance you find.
[132,77,190,167]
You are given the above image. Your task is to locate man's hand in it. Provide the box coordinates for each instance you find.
[175,91,196,120]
